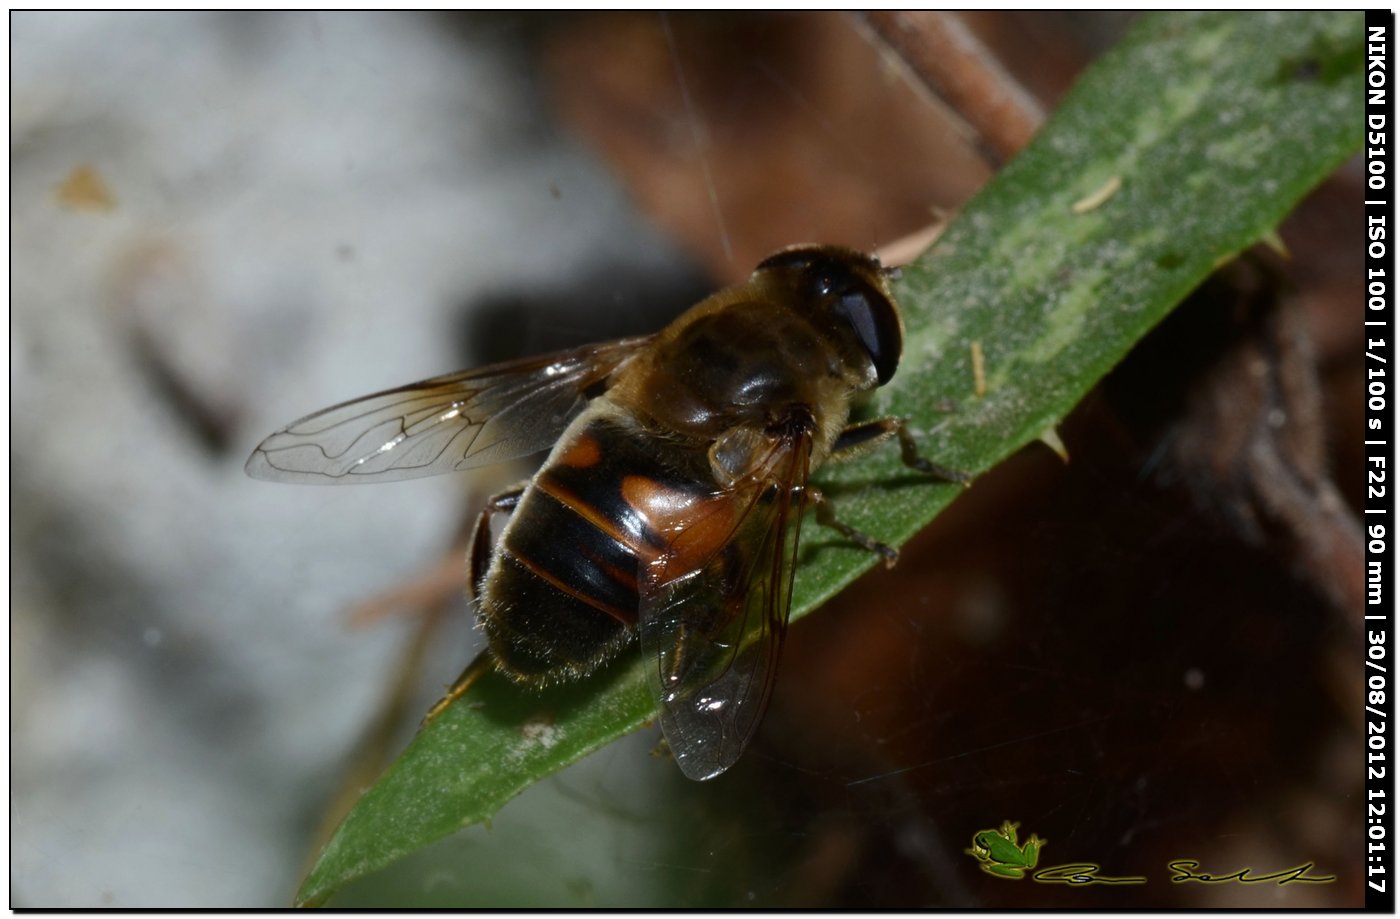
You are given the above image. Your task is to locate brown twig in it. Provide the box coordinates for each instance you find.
[863,11,1046,166]
[301,600,452,880]
[346,547,470,628]
[304,514,480,873]
[1169,265,1365,634]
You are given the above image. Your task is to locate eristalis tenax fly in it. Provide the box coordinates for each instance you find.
[246,245,965,781]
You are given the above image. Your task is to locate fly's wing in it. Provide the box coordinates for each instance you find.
[245,336,652,484]
[638,428,812,781]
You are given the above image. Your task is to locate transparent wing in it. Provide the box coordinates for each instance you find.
[638,428,812,781]
[245,336,651,484]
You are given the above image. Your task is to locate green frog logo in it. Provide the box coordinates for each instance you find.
[966,821,1045,879]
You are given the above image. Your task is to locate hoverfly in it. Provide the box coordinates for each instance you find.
[246,245,963,780]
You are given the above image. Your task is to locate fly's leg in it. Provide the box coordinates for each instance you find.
[831,416,969,483]
[813,417,969,567]
[807,487,901,569]
[346,485,527,628]
[468,485,525,598]
[425,484,526,726]
[423,648,495,725]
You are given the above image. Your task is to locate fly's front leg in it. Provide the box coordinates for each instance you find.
[807,487,901,569]
[468,485,526,598]
[831,416,969,483]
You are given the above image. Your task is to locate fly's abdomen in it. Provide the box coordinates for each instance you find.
[479,407,713,685]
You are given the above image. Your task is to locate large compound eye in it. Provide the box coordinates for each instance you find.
[754,246,903,385]
[833,283,902,385]
[755,248,817,274]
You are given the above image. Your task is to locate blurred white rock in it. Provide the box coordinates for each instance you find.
[11,11,686,906]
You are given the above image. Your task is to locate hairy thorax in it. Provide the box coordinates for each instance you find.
[609,299,862,461]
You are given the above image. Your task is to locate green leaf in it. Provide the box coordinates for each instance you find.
[297,10,1363,906]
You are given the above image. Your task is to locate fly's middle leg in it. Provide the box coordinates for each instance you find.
[814,416,971,567]
[806,487,901,568]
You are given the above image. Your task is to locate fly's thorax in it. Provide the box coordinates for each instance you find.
[606,246,903,468]
[609,289,864,453]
